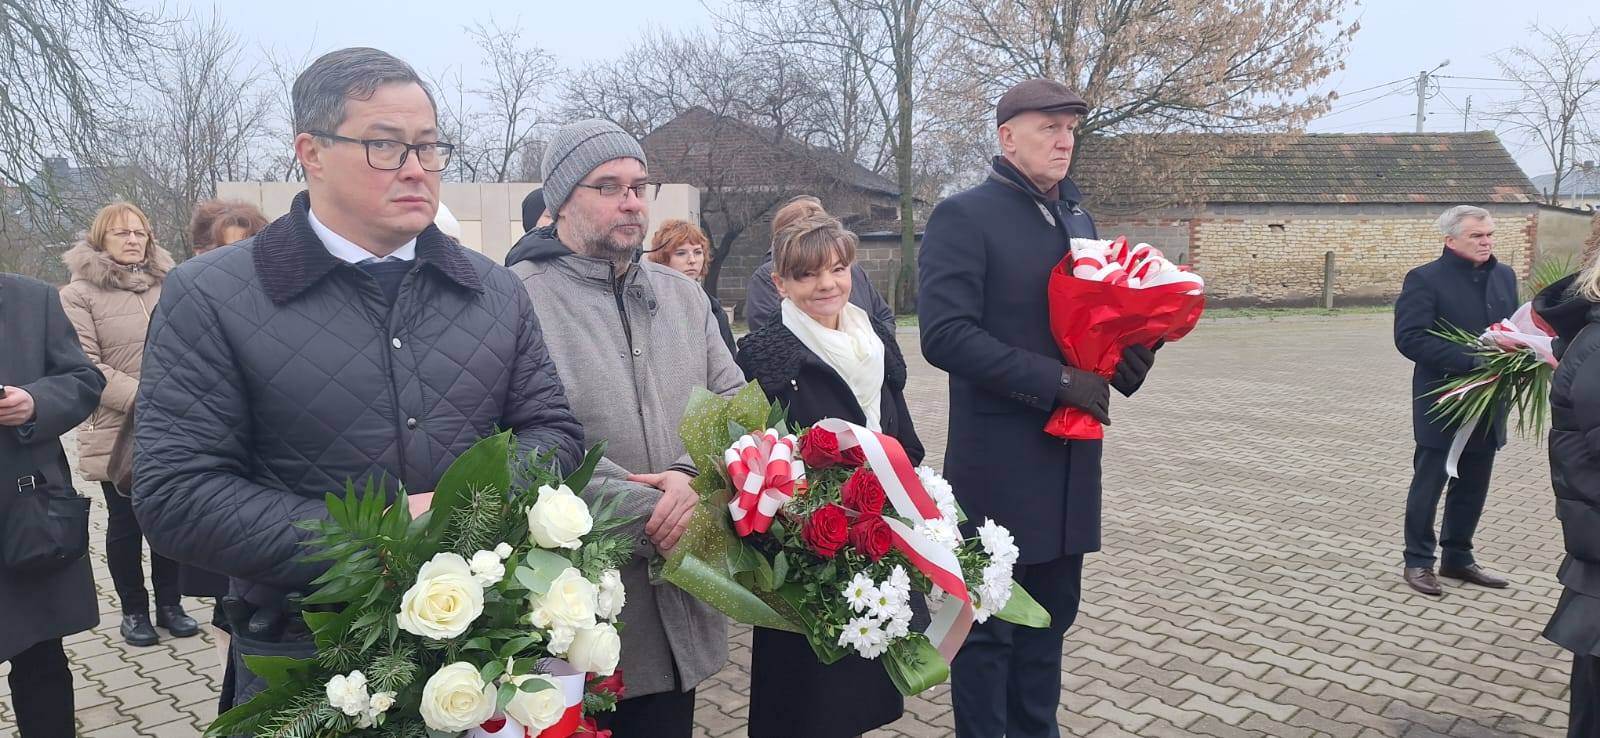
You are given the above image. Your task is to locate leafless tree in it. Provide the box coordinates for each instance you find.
[467,21,558,183]
[1491,23,1600,205]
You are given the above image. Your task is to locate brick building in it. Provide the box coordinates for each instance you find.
[643,107,920,314]
[1072,132,1543,306]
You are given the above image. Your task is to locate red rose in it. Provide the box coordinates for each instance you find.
[800,428,844,469]
[841,468,887,516]
[802,504,850,557]
[592,669,626,700]
[841,446,866,468]
[849,515,894,561]
[577,717,612,737]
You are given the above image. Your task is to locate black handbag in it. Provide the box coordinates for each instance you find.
[1,445,91,573]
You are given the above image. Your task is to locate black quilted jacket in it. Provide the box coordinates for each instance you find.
[133,191,583,607]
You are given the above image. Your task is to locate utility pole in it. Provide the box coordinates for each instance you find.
[1415,60,1450,132]
[1463,95,1472,131]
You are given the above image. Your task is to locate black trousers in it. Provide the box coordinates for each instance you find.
[1404,446,1494,569]
[593,685,696,738]
[6,638,74,737]
[952,554,1084,738]
[1574,653,1600,738]
[101,481,180,614]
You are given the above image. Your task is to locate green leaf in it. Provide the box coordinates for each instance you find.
[771,551,789,585]
[993,582,1052,628]
[498,635,542,659]
[883,637,950,696]
[480,659,506,685]
[518,676,555,693]
[561,443,608,496]
[430,432,514,541]
[516,549,574,595]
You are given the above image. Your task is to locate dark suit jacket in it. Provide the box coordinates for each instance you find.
[1393,248,1519,450]
[0,273,105,660]
[917,158,1103,564]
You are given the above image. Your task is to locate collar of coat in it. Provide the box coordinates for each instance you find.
[253,190,482,306]
[63,240,174,294]
[736,318,907,400]
[989,156,1085,207]
[537,237,665,316]
[1437,246,1498,272]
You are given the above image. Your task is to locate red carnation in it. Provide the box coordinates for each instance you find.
[593,669,626,700]
[841,468,887,516]
[849,515,894,561]
[802,504,850,557]
[800,428,844,469]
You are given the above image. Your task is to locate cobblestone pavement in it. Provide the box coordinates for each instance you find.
[0,314,1574,737]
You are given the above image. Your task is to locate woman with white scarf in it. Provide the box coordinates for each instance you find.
[735,203,923,738]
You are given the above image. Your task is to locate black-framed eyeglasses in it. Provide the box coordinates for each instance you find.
[575,182,659,200]
[308,131,456,172]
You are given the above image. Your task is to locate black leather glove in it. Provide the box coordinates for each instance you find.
[1112,343,1158,397]
[1056,366,1110,425]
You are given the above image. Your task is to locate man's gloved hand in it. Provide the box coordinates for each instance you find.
[1056,366,1110,425]
[1112,343,1158,397]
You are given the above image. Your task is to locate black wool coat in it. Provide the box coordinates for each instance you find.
[0,273,106,660]
[1393,248,1519,450]
[917,157,1102,564]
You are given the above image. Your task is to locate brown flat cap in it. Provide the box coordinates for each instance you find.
[996,78,1089,125]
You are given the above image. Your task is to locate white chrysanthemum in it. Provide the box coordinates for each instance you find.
[977,519,1020,566]
[884,611,912,640]
[973,601,994,624]
[916,518,963,550]
[838,615,889,659]
[866,581,909,621]
[885,565,911,595]
[843,573,878,613]
[546,624,576,655]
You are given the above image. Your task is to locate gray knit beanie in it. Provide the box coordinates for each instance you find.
[541,119,648,220]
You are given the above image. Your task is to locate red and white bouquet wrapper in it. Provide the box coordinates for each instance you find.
[466,659,586,738]
[1045,236,1206,439]
[1438,302,1558,478]
[725,430,805,537]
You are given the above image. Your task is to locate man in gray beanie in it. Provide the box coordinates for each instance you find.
[504,119,743,737]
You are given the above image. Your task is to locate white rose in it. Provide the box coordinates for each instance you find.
[529,567,598,630]
[418,662,496,731]
[494,542,514,560]
[566,623,622,676]
[325,671,369,717]
[596,568,625,621]
[504,673,566,732]
[526,484,593,549]
[397,553,485,640]
[469,549,507,587]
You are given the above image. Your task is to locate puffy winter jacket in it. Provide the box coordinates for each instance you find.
[133,191,584,609]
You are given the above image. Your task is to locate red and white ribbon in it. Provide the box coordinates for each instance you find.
[467,659,586,738]
[724,429,805,537]
[813,419,976,663]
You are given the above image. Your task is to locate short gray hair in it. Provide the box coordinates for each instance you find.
[292,47,435,134]
[1436,205,1493,237]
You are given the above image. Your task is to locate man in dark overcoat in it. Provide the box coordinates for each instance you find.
[1393,205,1518,596]
[0,272,106,736]
[918,79,1158,738]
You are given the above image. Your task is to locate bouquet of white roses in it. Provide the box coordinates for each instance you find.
[206,433,632,738]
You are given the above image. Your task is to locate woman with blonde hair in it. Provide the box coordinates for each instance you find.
[735,204,923,738]
[649,218,735,354]
[59,201,196,647]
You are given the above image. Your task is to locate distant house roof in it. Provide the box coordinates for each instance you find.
[1073,131,1539,212]
[643,107,900,197]
[1530,170,1600,198]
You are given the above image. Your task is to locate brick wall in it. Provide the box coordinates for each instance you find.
[1186,204,1538,306]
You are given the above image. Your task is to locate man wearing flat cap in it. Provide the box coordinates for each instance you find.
[919,79,1159,737]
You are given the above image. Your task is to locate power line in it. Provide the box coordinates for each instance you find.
[1332,76,1416,99]
[1319,87,1411,118]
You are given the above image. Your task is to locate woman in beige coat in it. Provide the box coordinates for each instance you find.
[59,201,197,647]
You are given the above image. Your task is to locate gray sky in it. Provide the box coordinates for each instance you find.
[164,0,1588,178]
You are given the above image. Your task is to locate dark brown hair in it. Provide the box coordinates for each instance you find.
[772,212,857,280]
[189,199,269,250]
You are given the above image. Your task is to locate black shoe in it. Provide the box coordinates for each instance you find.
[156,605,200,638]
[1439,564,1510,589]
[121,613,159,646]
[1403,567,1443,596]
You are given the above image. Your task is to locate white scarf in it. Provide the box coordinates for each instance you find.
[781,299,886,430]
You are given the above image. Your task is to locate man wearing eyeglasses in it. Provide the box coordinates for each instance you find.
[132,47,583,710]
[505,119,744,737]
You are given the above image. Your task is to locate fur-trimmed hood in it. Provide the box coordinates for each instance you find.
[63,239,175,293]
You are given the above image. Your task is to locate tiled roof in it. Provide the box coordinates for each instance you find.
[1072,131,1539,212]
[1530,170,1600,197]
[643,107,899,196]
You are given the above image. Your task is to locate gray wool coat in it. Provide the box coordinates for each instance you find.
[508,230,745,698]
